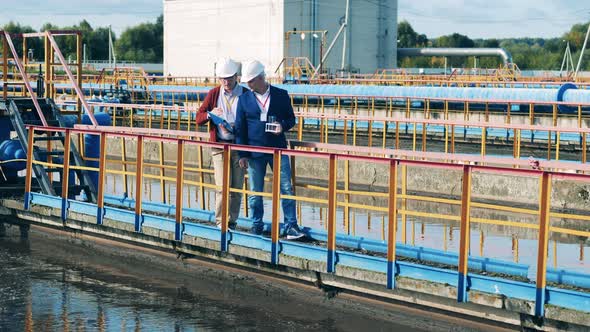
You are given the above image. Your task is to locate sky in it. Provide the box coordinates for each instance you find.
[0,0,588,39]
[398,0,590,39]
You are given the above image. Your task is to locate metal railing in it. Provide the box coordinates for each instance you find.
[56,98,590,164]
[23,124,590,318]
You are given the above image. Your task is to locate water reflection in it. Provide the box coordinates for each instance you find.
[2,235,394,332]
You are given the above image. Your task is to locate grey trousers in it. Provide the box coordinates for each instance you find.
[211,148,245,227]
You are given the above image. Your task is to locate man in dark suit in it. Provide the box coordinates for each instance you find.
[235,60,305,240]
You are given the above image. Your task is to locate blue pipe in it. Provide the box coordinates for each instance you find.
[101,193,590,288]
[44,82,590,105]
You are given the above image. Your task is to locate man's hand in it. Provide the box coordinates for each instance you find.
[211,107,223,116]
[239,157,249,169]
[271,122,282,135]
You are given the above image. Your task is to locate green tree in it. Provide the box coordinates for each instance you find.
[398,20,428,48]
[115,15,163,62]
[434,33,474,48]
[2,22,43,60]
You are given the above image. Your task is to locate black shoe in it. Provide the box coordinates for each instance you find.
[284,224,305,240]
[250,226,263,236]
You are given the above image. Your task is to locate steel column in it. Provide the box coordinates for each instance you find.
[271,150,282,264]
[175,140,185,241]
[387,159,399,289]
[96,133,107,225]
[220,145,231,251]
[134,136,144,232]
[60,130,71,222]
[457,165,472,302]
[327,154,338,272]
[535,172,552,317]
[24,127,35,210]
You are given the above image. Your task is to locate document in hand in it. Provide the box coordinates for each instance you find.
[208,112,234,133]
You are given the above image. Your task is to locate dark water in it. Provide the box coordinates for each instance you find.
[0,227,499,332]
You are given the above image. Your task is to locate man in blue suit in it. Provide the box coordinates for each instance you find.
[235,60,305,240]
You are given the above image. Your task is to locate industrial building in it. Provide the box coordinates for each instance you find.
[163,0,398,77]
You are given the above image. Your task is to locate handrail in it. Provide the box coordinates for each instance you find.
[2,31,48,126]
[23,124,590,318]
[46,31,98,126]
[59,99,590,164]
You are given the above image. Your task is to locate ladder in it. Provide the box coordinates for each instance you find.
[7,97,97,202]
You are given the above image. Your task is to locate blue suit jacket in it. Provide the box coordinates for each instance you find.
[235,85,295,159]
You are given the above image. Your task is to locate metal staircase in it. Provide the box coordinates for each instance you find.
[7,97,97,202]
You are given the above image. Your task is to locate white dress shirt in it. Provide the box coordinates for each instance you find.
[253,85,271,121]
[215,83,242,140]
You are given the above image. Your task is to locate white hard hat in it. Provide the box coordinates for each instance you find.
[241,60,265,83]
[216,58,239,78]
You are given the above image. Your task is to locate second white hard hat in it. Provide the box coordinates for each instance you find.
[216,58,239,78]
[241,60,265,83]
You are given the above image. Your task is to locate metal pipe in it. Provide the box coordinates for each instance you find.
[316,22,346,76]
[341,0,350,70]
[398,48,513,66]
[575,23,590,79]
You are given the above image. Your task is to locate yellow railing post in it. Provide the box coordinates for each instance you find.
[387,159,399,289]
[159,141,166,203]
[96,133,107,225]
[24,127,35,210]
[121,137,129,196]
[450,125,455,154]
[134,136,144,232]
[271,149,282,264]
[535,172,552,317]
[401,165,407,244]
[175,139,185,241]
[555,132,561,161]
[395,120,400,150]
[583,133,587,164]
[327,154,337,272]
[344,159,350,234]
[198,146,206,210]
[457,165,472,302]
[512,235,519,263]
[60,130,71,222]
[220,144,231,250]
[481,126,487,157]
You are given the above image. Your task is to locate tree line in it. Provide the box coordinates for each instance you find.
[2,15,163,63]
[397,20,590,71]
[3,16,589,70]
